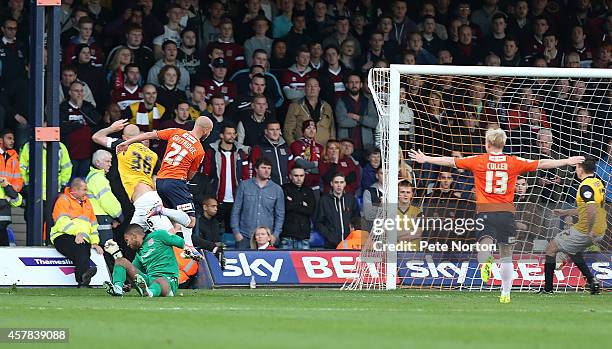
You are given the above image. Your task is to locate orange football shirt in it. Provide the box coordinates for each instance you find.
[156,128,205,180]
[454,153,539,212]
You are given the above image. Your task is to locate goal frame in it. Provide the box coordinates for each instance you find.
[367,64,612,291]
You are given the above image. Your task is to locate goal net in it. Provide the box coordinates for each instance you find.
[344,65,612,292]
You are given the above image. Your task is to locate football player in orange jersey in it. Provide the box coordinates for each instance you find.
[116,116,213,260]
[410,128,583,303]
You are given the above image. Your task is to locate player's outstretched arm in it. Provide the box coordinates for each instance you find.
[537,156,584,169]
[408,149,456,168]
[92,119,130,147]
[116,131,159,153]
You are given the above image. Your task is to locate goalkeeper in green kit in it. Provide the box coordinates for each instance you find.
[103,224,184,297]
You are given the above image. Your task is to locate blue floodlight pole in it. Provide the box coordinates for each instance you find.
[26,1,46,246]
[46,5,61,241]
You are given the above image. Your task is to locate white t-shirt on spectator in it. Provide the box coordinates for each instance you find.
[222,150,234,203]
[153,25,182,47]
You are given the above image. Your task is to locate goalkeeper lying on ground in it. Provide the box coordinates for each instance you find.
[103,224,183,297]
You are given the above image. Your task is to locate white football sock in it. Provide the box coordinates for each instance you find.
[500,257,513,296]
[161,208,191,227]
[182,226,194,246]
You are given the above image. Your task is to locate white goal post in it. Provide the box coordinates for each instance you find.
[347,65,612,291]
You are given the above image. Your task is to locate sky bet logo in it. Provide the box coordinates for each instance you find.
[222,252,284,282]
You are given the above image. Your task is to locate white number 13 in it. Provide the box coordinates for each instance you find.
[485,170,508,194]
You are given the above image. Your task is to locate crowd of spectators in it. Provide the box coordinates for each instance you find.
[0,0,611,255]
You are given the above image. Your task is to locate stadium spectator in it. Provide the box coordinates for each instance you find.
[322,16,362,57]
[269,38,291,71]
[284,11,312,59]
[147,40,190,92]
[289,120,324,194]
[61,7,89,47]
[111,63,143,110]
[319,140,361,195]
[349,12,368,52]
[315,172,360,249]
[154,103,193,155]
[59,65,97,107]
[229,72,277,121]
[59,81,101,178]
[272,0,294,39]
[231,50,284,108]
[418,3,449,40]
[86,149,122,266]
[188,83,209,119]
[85,0,111,39]
[73,44,108,110]
[196,196,221,243]
[176,28,200,80]
[361,148,381,192]
[152,3,183,59]
[521,16,548,58]
[362,166,383,230]
[156,65,188,113]
[424,169,466,224]
[200,57,237,104]
[318,46,349,107]
[407,32,437,65]
[237,94,273,147]
[328,0,352,20]
[106,46,133,91]
[51,178,102,287]
[509,105,550,156]
[202,95,226,145]
[484,52,501,66]
[340,139,360,167]
[420,15,446,56]
[63,17,105,66]
[187,0,224,48]
[207,19,246,75]
[482,13,508,58]
[203,124,250,235]
[567,25,594,67]
[231,157,284,248]
[451,24,482,65]
[396,181,422,244]
[336,72,379,163]
[0,18,27,86]
[308,0,334,42]
[377,14,401,58]
[106,24,155,78]
[389,0,417,46]
[0,129,23,247]
[437,49,453,64]
[507,0,530,39]
[281,46,317,103]
[284,78,334,145]
[471,0,503,38]
[308,41,324,71]
[244,16,273,66]
[250,121,293,185]
[565,107,604,158]
[339,38,357,69]
[19,139,72,202]
[123,84,167,132]
[235,0,265,43]
[356,31,392,73]
[250,226,277,249]
[591,43,611,68]
[541,31,564,67]
[281,165,315,249]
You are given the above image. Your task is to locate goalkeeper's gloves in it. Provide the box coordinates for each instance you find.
[104,239,124,260]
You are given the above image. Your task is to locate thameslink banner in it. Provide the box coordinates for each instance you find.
[200,250,612,289]
[0,247,111,286]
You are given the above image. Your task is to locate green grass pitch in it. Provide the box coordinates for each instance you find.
[1,288,610,349]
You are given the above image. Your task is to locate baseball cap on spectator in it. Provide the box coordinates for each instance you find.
[301,120,316,133]
[212,57,228,68]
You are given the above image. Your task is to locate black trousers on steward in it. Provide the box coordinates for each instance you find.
[53,234,91,284]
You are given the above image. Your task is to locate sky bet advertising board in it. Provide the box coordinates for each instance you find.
[201,251,612,289]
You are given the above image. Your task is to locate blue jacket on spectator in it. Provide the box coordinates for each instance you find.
[231,178,285,239]
[360,163,377,194]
